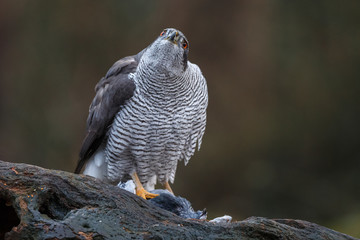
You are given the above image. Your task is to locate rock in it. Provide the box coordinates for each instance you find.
[0,160,357,240]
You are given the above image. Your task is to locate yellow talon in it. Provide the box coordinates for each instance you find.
[136,187,159,199]
[131,172,159,199]
[164,181,174,194]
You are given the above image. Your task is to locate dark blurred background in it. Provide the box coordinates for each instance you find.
[1,0,359,237]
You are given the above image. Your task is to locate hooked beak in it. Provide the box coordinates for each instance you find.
[166,31,180,44]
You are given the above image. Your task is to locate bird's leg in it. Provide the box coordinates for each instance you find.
[164,181,174,194]
[131,172,159,199]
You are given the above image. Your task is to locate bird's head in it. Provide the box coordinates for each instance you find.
[141,28,190,76]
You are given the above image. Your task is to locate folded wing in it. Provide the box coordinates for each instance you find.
[74,51,144,173]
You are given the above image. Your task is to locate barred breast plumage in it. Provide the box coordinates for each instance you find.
[75,28,208,197]
[106,60,207,189]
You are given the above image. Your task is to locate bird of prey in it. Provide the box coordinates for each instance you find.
[75,28,208,199]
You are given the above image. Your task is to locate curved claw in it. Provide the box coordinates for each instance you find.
[131,172,159,199]
[136,187,159,199]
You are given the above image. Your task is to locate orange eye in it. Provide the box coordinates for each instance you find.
[160,30,166,36]
[182,41,188,49]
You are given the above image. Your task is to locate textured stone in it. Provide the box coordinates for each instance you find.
[0,160,357,240]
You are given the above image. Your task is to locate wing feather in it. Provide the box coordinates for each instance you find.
[74,51,144,173]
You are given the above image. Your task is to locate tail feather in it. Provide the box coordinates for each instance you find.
[74,158,86,174]
[75,131,101,174]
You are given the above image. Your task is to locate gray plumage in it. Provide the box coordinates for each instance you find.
[149,190,207,219]
[75,28,208,191]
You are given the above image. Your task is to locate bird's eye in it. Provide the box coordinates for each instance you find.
[160,30,167,36]
[182,41,188,49]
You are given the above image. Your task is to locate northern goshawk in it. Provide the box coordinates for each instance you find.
[75,28,208,199]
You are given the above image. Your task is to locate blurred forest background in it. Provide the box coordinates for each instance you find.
[0,0,359,237]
